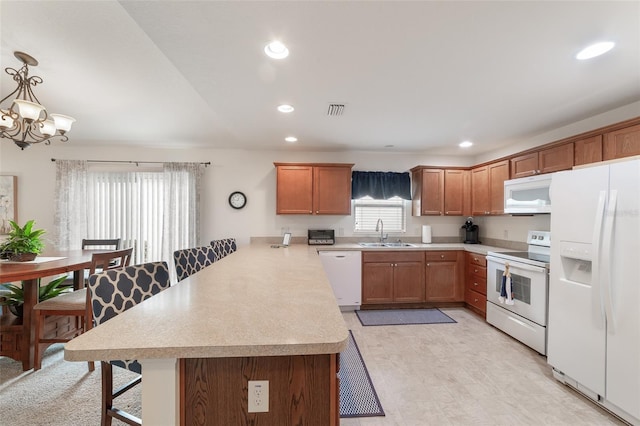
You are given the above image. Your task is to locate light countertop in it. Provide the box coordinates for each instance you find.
[65,244,349,362]
[313,242,510,255]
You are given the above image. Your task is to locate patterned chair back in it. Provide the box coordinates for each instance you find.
[88,261,171,373]
[173,245,217,282]
[210,238,237,261]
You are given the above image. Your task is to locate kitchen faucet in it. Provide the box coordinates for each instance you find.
[375,218,387,243]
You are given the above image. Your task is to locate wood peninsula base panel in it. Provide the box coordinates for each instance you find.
[181,353,339,426]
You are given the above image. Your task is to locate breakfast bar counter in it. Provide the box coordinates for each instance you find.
[65,244,349,425]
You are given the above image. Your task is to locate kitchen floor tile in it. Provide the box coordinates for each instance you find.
[340,308,625,426]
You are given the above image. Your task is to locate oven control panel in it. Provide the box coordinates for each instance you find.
[527,231,551,247]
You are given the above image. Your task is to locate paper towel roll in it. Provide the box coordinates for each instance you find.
[421,225,432,244]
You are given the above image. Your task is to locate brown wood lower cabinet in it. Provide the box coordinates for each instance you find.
[181,353,339,426]
[425,251,464,302]
[362,251,425,304]
[465,252,487,317]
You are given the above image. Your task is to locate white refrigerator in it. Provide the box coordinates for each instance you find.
[548,158,640,425]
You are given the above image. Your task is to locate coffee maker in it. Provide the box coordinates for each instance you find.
[461,217,480,244]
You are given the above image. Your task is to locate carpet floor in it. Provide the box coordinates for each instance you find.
[0,344,140,426]
[356,308,456,326]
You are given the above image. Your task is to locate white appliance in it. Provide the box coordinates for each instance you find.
[486,230,550,355]
[504,174,552,214]
[318,251,361,310]
[547,159,640,425]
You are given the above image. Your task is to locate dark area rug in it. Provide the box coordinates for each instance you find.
[356,308,456,326]
[339,330,385,418]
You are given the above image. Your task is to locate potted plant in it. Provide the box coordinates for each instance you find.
[0,219,45,262]
[0,275,71,317]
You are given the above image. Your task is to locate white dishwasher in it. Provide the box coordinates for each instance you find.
[318,251,361,311]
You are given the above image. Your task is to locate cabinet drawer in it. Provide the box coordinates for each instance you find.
[425,251,458,262]
[467,274,487,295]
[466,252,487,267]
[362,251,424,263]
[468,265,486,280]
[465,288,486,313]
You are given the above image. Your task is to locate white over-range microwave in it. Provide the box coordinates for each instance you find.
[503,174,552,214]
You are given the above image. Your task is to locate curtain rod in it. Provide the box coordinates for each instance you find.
[51,158,210,166]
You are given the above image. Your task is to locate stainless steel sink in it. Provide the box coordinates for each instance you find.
[383,242,416,247]
[358,242,416,248]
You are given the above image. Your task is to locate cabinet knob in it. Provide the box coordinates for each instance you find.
[473,257,478,261]
[440,254,444,259]
[474,282,478,286]
[316,210,319,213]
[427,263,430,267]
[309,210,312,214]
[474,269,478,273]
[474,298,478,302]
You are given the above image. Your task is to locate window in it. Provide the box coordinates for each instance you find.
[354,197,406,233]
[87,170,165,263]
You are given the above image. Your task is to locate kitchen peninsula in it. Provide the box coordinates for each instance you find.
[65,245,349,426]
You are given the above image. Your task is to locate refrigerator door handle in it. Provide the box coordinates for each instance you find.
[592,190,607,324]
[601,190,617,333]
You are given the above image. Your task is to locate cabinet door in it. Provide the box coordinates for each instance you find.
[444,169,464,215]
[574,135,603,166]
[393,261,425,303]
[314,166,352,215]
[362,262,394,304]
[425,261,458,301]
[603,124,640,160]
[510,152,539,179]
[488,160,509,215]
[426,251,463,302]
[471,166,489,215]
[421,169,444,215]
[539,142,574,174]
[276,165,313,214]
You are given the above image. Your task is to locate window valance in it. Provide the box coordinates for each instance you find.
[351,171,411,200]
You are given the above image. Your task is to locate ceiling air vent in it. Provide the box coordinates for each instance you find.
[327,103,345,116]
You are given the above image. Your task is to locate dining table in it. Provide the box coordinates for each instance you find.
[0,250,93,370]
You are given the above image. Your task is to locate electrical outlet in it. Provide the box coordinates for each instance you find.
[248,380,269,413]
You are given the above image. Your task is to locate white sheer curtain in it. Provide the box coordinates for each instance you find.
[161,162,202,263]
[53,160,88,250]
[54,161,202,267]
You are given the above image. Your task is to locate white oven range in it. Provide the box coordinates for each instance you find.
[486,231,550,355]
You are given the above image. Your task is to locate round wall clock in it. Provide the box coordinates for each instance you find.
[228,191,247,209]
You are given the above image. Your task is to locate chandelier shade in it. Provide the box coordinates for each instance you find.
[0,51,76,150]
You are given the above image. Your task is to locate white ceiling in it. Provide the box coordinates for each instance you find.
[1,1,639,156]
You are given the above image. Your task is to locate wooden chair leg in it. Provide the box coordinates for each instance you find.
[101,361,113,426]
[86,289,95,372]
[33,309,43,371]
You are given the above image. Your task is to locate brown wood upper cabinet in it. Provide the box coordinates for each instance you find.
[510,142,574,179]
[574,135,603,166]
[471,160,509,215]
[410,167,470,216]
[603,123,640,161]
[274,163,354,215]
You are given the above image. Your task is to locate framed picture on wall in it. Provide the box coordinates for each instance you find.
[0,176,17,234]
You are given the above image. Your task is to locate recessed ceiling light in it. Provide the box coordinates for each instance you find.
[576,41,615,60]
[285,136,298,143]
[459,141,473,148]
[264,41,289,59]
[277,104,294,113]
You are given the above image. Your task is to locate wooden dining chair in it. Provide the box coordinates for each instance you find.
[173,245,217,282]
[60,239,121,288]
[210,237,237,261]
[88,261,171,426]
[32,247,132,371]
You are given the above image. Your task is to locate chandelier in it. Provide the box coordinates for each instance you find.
[0,51,75,150]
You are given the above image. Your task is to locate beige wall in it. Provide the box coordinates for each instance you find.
[0,101,636,252]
